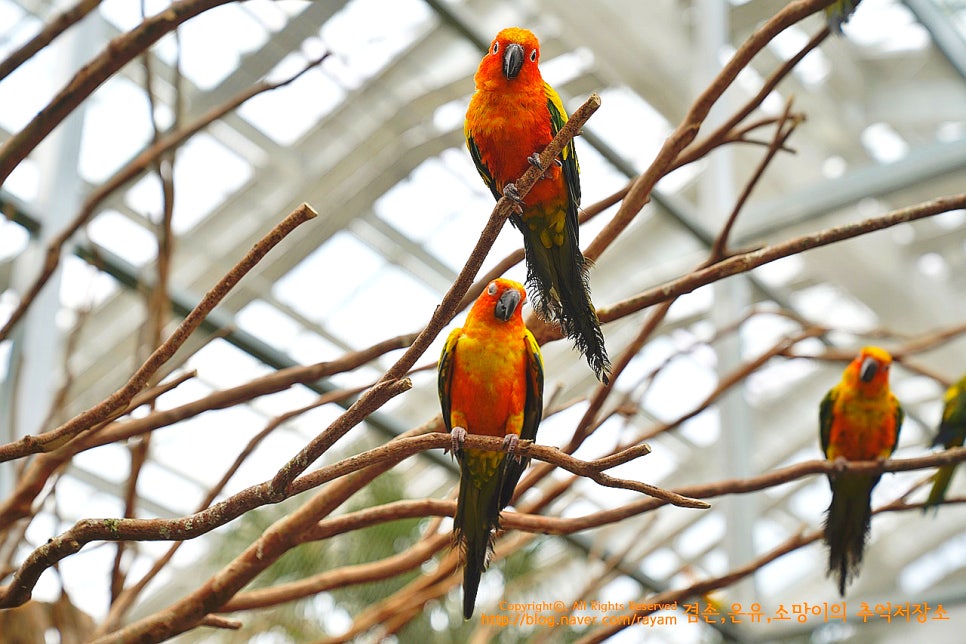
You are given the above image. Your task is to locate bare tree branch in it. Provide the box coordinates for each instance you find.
[0,0,103,83]
[0,204,317,462]
[583,0,835,263]
[0,0,235,185]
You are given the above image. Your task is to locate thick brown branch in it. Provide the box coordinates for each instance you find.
[0,428,673,610]
[221,532,451,612]
[93,388,366,637]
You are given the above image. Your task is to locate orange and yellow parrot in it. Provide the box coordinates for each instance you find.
[438,278,543,618]
[465,27,610,383]
[819,346,903,596]
[924,375,966,511]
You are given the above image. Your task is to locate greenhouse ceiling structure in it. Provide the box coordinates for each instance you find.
[1,0,966,641]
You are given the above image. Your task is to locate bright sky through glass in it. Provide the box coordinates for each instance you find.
[0,0,964,631]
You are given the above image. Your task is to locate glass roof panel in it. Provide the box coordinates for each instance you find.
[2,0,966,638]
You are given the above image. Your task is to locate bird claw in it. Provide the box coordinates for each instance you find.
[502,434,523,463]
[527,153,561,179]
[502,183,524,214]
[449,426,467,457]
[832,456,849,475]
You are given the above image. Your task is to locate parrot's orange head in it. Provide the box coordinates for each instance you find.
[847,346,894,392]
[473,278,527,323]
[475,27,542,90]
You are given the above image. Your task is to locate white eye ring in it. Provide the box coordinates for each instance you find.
[487,282,498,296]
[530,49,537,62]
[492,42,499,54]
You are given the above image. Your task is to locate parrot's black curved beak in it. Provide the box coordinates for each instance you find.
[859,357,879,383]
[503,43,524,80]
[494,288,521,322]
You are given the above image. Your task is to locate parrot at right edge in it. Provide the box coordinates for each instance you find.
[924,375,966,511]
[819,346,903,596]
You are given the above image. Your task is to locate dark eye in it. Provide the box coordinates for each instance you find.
[530,49,537,62]
[492,42,499,54]
[487,282,498,296]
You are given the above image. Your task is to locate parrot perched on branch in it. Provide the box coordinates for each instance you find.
[819,346,903,596]
[464,27,610,383]
[924,375,966,511]
[826,0,862,34]
[438,278,544,618]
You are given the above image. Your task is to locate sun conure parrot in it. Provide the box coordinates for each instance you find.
[819,346,903,596]
[464,27,610,383]
[826,0,862,34]
[438,278,544,618]
[924,375,966,511]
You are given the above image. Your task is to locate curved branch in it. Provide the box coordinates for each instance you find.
[0,51,330,344]
[0,427,670,610]
[0,0,234,185]
[583,0,833,263]
[0,204,317,465]
[221,532,451,612]
[0,335,407,529]
[597,194,966,327]
[0,0,103,83]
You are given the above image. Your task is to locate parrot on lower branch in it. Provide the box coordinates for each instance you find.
[438,278,544,618]
[820,346,903,596]
[924,375,966,511]
[465,27,610,383]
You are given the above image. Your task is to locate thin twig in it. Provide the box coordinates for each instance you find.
[0,0,103,83]
[583,0,833,263]
[0,52,331,344]
[0,204,317,462]
[0,336,406,529]
[93,387,361,637]
[0,0,235,185]
[597,194,966,327]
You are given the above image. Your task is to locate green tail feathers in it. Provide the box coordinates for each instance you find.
[455,457,505,619]
[515,215,610,383]
[924,464,956,512]
[824,473,878,596]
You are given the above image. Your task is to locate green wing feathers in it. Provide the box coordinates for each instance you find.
[520,86,609,383]
[466,134,500,201]
[925,377,966,511]
[437,328,461,432]
[819,388,836,457]
[499,333,545,509]
[544,83,580,206]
